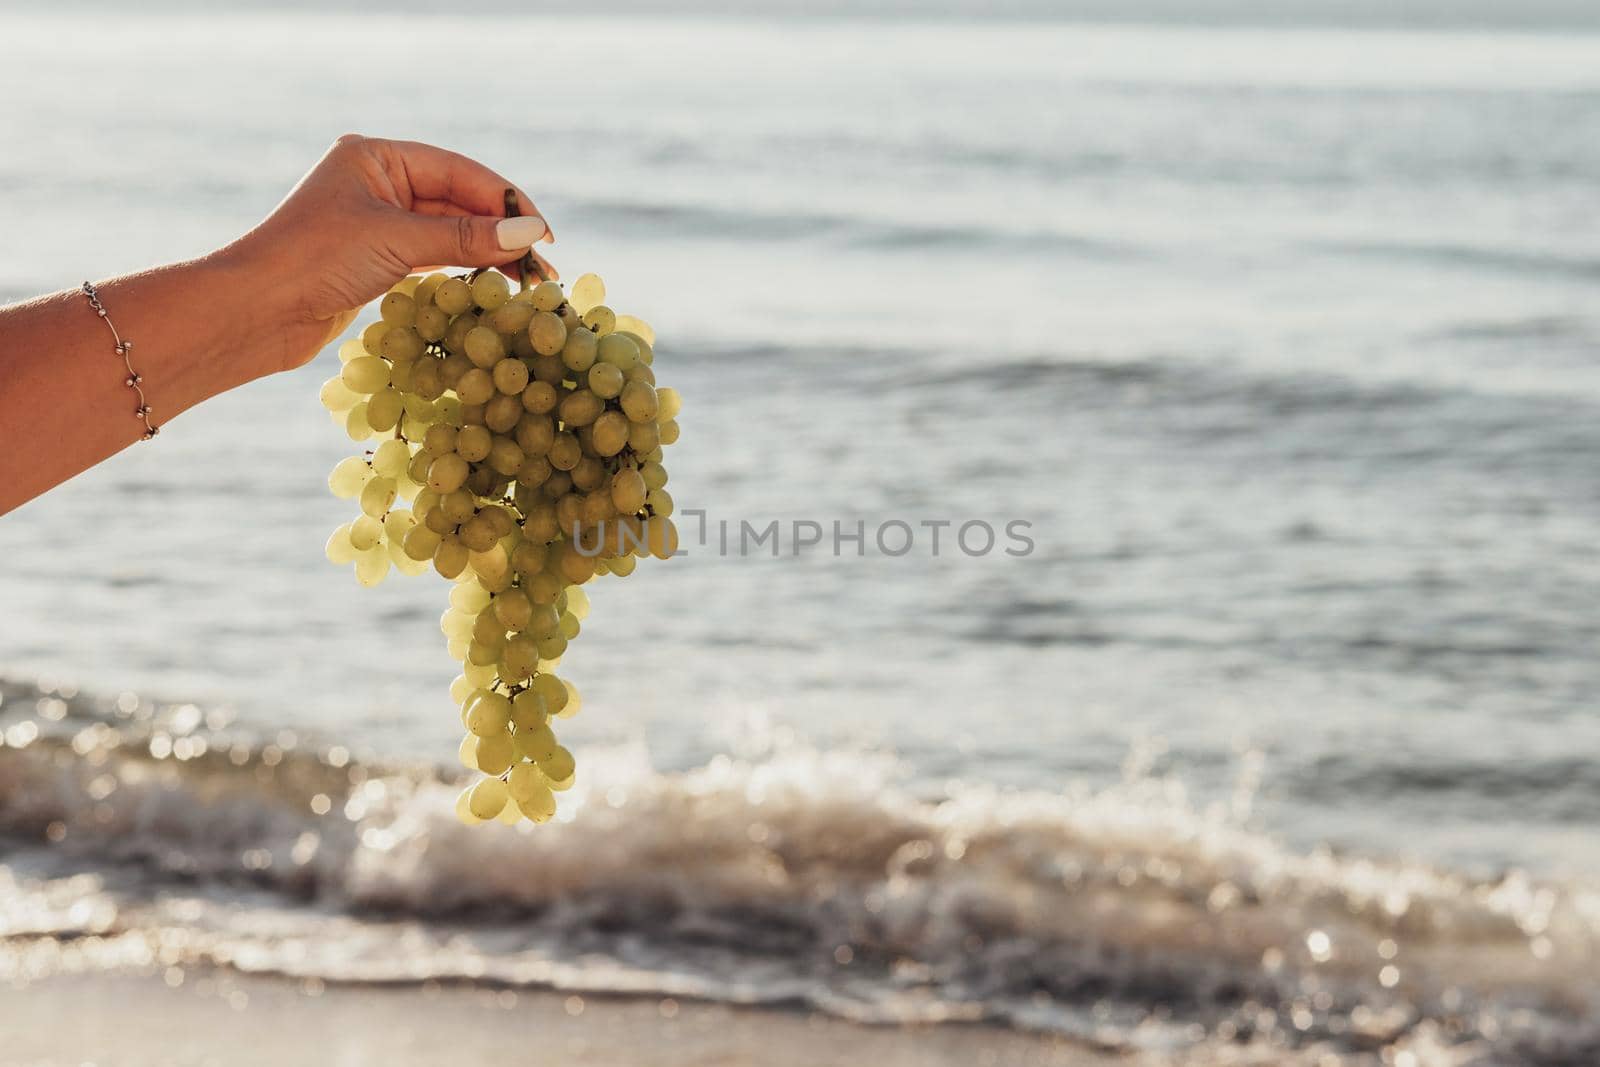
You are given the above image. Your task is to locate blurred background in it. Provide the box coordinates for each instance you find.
[1,2,1597,1065]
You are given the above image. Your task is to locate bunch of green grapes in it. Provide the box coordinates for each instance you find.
[318,269,682,826]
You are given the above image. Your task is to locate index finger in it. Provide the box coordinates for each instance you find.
[379,137,554,242]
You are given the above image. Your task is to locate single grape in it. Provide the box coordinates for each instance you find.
[320,376,360,413]
[526,603,561,636]
[507,762,548,804]
[546,433,580,472]
[640,461,669,491]
[349,514,384,551]
[427,453,470,494]
[475,733,516,776]
[646,515,679,559]
[628,421,660,454]
[416,305,449,342]
[536,631,568,660]
[470,273,508,310]
[361,321,391,356]
[511,690,548,730]
[449,580,493,613]
[422,423,458,457]
[465,326,506,369]
[341,356,391,395]
[455,424,492,462]
[325,524,359,564]
[614,315,655,346]
[328,455,372,499]
[500,634,539,680]
[618,380,658,423]
[372,439,411,479]
[493,589,534,631]
[492,357,530,395]
[522,381,559,416]
[434,536,470,579]
[411,358,445,399]
[360,476,397,518]
[467,776,510,820]
[532,673,568,713]
[458,515,497,553]
[466,691,513,737]
[380,291,416,326]
[513,723,558,763]
[463,659,498,688]
[561,327,598,373]
[528,312,567,356]
[471,271,511,311]
[436,277,473,315]
[656,387,682,422]
[455,786,484,826]
[345,402,372,441]
[381,326,424,362]
[597,332,639,371]
[382,507,414,542]
[470,542,512,587]
[592,412,631,457]
[570,273,605,314]
[441,488,476,524]
[490,300,535,336]
[558,390,604,428]
[557,679,582,719]
[456,367,496,405]
[540,745,576,782]
[587,362,624,400]
[511,420,553,462]
[582,305,616,336]
[441,608,474,641]
[485,393,524,433]
[366,388,405,433]
[610,468,647,514]
[528,279,565,312]
[355,548,390,587]
[517,455,553,491]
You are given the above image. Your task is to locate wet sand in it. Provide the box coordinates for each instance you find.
[0,970,1124,1067]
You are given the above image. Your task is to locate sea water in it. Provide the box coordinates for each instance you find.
[1,11,1597,1062]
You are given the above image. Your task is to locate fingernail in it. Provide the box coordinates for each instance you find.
[497,216,548,250]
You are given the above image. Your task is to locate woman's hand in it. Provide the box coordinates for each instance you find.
[0,134,556,513]
[225,134,557,373]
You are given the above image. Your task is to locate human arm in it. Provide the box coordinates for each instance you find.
[0,134,555,514]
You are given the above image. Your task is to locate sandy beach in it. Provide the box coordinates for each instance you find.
[0,969,1119,1067]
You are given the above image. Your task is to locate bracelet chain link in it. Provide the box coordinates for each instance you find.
[81,281,159,441]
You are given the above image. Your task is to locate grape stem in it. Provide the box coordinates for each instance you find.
[503,188,547,291]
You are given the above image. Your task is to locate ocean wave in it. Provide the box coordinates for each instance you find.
[560,196,1137,258]
[1,678,1598,1063]
[1316,238,1600,281]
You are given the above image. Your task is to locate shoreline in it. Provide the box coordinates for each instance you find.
[0,968,1124,1067]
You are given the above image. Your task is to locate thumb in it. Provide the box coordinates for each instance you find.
[395,212,549,271]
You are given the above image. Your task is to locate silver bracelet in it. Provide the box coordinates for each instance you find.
[81,281,159,440]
